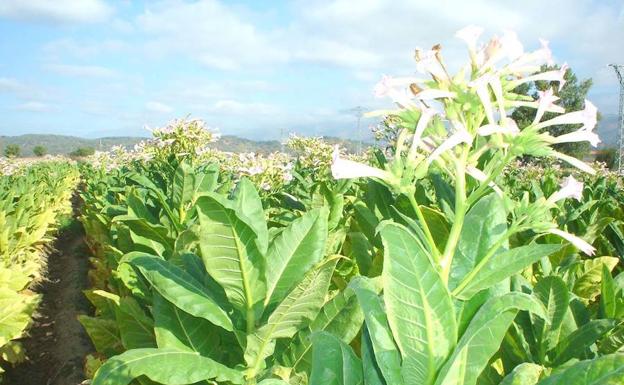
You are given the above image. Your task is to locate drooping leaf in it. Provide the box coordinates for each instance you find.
[124,253,234,332]
[310,332,363,385]
[116,296,156,349]
[532,276,569,354]
[552,319,617,366]
[78,315,124,357]
[600,264,617,319]
[92,348,244,385]
[351,276,403,385]
[499,363,543,385]
[454,244,562,300]
[573,257,619,300]
[381,222,456,385]
[361,327,386,385]
[536,354,624,385]
[153,292,221,358]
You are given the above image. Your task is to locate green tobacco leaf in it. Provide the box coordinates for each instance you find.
[454,244,562,300]
[78,315,124,357]
[573,257,619,300]
[499,363,543,385]
[352,276,403,385]
[114,216,173,258]
[381,222,456,385]
[361,328,385,385]
[435,292,547,385]
[420,206,450,249]
[450,193,508,292]
[600,264,617,319]
[125,253,234,332]
[552,319,617,366]
[233,178,268,254]
[310,332,363,385]
[532,276,569,353]
[153,293,220,358]
[265,207,328,306]
[599,322,624,354]
[196,194,266,312]
[284,283,364,373]
[92,348,244,385]
[246,258,337,377]
[172,159,194,216]
[0,288,39,346]
[537,354,624,385]
[116,296,155,349]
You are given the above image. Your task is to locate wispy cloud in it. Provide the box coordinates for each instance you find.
[46,63,118,78]
[145,101,174,114]
[14,101,51,112]
[0,0,113,24]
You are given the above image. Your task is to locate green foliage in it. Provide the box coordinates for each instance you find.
[4,144,20,158]
[32,145,47,157]
[69,146,96,157]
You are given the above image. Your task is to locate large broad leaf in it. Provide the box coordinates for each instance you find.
[124,253,233,332]
[536,354,624,385]
[196,194,266,312]
[114,216,173,258]
[153,293,220,358]
[552,319,617,366]
[435,292,547,385]
[283,283,364,373]
[573,257,619,300]
[233,178,268,254]
[0,288,39,346]
[532,276,569,354]
[454,244,562,300]
[245,258,337,378]
[499,363,543,385]
[310,331,363,385]
[449,193,508,292]
[264,207,328,306]
[78,315,124,357]
[361,328,385,385]
[116,296,156,349]
[381,222,456,385]
[91,348,244,385]
[351,277,404,385]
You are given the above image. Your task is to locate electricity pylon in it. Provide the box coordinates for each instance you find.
[610,64,624,173]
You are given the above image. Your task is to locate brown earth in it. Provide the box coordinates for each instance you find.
[4,209,93,385]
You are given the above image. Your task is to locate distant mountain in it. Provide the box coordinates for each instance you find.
[0,133,369,157]
[597,114,620,148]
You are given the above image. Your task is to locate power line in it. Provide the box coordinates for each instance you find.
[609,64,624,173]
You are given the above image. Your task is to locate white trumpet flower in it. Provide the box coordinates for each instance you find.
[547,228,595,255]
[331,147,393,181]
[548,176,584,203]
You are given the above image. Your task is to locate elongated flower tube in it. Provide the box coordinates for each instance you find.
[547,228,595,255]
[373,75,417,107]
[413,89,457,100]
[500,30,524,61]
[477,119,520,136]
[547,175,584,203]
[415,47,450,82]
[470,74,496,124]
[408,104,438,160]
[535,99,597,132]
[331,147,394,181]
[552,151,596,174]
[509,63,569,91]
[466,165,503,196]
[427,126,472,164]
[533,88,565,124]
[549,129,601,147]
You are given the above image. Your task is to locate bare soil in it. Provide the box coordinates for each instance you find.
[4,215,93,385]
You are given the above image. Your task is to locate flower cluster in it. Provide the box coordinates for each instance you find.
[221,151,293,192]
[332,27,603,256]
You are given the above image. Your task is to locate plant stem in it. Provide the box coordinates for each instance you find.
[440,148,468,283]
[408,193,441,262]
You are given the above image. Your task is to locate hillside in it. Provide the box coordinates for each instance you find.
[597,114,620,148]
[0,133,369,157]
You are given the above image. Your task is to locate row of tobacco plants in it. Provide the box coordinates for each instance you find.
[78,29,624,385]
[0,159,79,378]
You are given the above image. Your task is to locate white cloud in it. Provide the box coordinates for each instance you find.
[14,101,51,112]
[210,100,280,116]
[46,64,118,78]
[145,101,174,114]
[0,0,113,24]
[0,77,23,93]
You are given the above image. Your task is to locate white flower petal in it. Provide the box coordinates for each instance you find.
[548,228,595,255]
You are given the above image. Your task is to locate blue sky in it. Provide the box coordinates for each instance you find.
[0,0,622,140]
